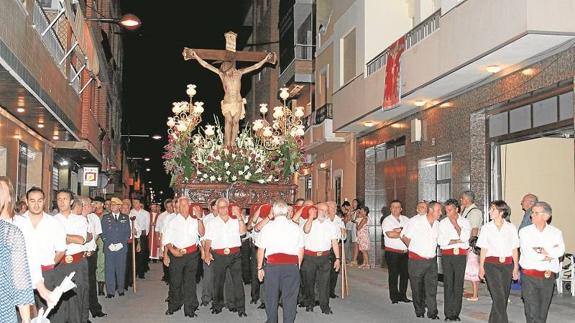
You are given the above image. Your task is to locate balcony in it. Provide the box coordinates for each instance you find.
[335,0,575,133]
[279,43,315,93]
[303,103,346,155]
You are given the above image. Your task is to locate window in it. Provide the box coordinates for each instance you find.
[418,154,452,203]
[17,143,43,199]
[342,29,356,85]
[0,146,6,176]
[318,67,329,107]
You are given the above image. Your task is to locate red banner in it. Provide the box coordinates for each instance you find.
[383,36,406,109]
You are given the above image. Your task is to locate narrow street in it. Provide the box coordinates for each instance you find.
[96,263,575,323]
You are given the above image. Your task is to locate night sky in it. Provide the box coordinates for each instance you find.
[120,0,255,201]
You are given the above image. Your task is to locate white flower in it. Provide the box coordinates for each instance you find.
[258,179,265,184]
[231,153,236,159]
[210,175,216,181]
[197,170,202,175]
[204,124,215,137]
[166,117,176,128]
[203,174,208,178]
[224,162,230,168]
[226,171,231,175]
[244,174,251,180]
[215,155,221,161]
[255,168,262,174]
[232,175,237,181]
[244,165,249,171]
[238,170,244,175]
[217,177,222,181]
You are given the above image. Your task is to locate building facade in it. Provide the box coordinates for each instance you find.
[0,0,127,206]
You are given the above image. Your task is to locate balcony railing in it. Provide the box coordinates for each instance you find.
[295,43,315,60]
[32,0,65,66]
[366,9,441,76]
[304,103,333,130]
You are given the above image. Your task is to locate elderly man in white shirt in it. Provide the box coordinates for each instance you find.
[438,199,471,321]
[163,196,205,318]
[257,200,304,323]
[403,200,441,320]
[53,190,89,323]
[382,200,411,304]
[519,201,565,323]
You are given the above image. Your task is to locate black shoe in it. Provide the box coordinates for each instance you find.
[429,314,440,320]
[87,320,92,323]
[200,300,210,307]
[400,298,412,303]
[118,292,125,297]
[257,303,266,309]
[238,311,247,317]
[392,300,399,304]
[137,274,145,279]
[185,312,197,318]
[305,306,313,312]
[453,316,461,321]
[329,293,338,298]
[165,310,174,315]
[298,303,305,308]
[321,307,333,315]
[211,307,222,314]
[92,311,107,317]
[106,294,114,299]
[229,307,237,313]
[250,299,258,304]
[416,313,424,318]
[165,297,169,302]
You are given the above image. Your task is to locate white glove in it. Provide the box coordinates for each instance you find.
[116,243,123,251]
[108,244,116,252]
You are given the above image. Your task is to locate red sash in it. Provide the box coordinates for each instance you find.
[213,247,240,255]
[267,253,298,265]
[485,256,512,265]
[304,249,330,257]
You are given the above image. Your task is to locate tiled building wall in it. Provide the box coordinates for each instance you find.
[357,47,575,215]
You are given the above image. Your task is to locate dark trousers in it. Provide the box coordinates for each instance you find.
[301,255,331,310]
[408,258,438,317]
[521,273,555,323]
[329,248,339,296]
[136,233,149,276]
[52,258,89,323]
[212,252,245,312]
[35,268,58,316]
[385,251,409,301]
[264,264,300,323]
[87,251,103,316]
[250,245,261,302]
[105,250,127,296]
[484,262,513,323]
[241,239,252,284]
[125,242,133,290]
[168,251,200,314]
[441,255,466,318]
[201,261,214,303]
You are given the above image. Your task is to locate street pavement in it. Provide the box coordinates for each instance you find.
[95,262,575,323]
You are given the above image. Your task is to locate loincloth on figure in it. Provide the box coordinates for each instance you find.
[221,99,246,120]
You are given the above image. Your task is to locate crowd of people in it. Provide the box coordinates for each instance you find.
[0,173,566,323]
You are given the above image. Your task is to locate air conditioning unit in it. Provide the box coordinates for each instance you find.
[411,118,422,142]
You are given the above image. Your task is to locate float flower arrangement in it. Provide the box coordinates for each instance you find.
[163,85,305,186]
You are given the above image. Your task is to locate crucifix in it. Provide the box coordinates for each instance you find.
[183,31,277,146]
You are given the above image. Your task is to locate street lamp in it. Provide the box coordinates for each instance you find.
[121,134,161,140]
[86,13,142,30]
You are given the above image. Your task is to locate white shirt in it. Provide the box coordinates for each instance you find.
[25,212,66,268]
[328,215,346,240]
[403,215,439,258]
[3,215,43,287]
[199,212,216,242]
[155,211,169,233]
[304,219,338,252]
[438,216,471,250]
[519,224,565,273]
[161,213,177,236]
[381,214,410,251]
[130,208,150,234]
[54,212,88,255]
[85,213,102,252]
[259,217,304,257]
[204,216,242,249]
[162,214,200,248]
[401,214,424,238]
[476,220,519,258]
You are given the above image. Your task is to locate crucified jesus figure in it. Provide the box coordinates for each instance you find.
[185,50,276,146]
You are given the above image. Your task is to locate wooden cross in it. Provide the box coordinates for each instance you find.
[182,31,277,65]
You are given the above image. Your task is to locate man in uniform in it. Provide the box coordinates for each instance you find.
[438,199,471,321]
[301,203,341,314]
[382,200,411,304]
[257,200,304,323]
[131,198,150,278]
[163,197,205,317]
[403,200,441,319]
[203,198,248,317]
[101,197,131,298]
[519,201,565,323]
[53,190,89,323]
